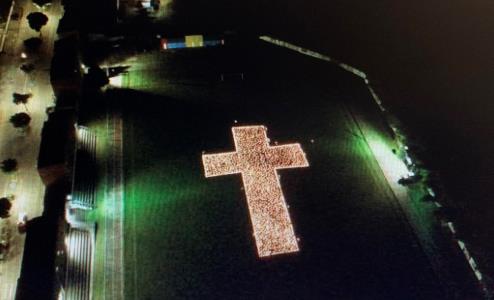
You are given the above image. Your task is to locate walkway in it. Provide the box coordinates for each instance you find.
[0,0,62,298]
[103,106,125,300]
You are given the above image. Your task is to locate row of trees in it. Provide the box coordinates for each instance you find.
[14,6,49,131]
[0,159,18,218]
[0,2,57,219]
[0,3,51,219]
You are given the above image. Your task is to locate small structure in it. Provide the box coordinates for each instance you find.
[161,35,224,50]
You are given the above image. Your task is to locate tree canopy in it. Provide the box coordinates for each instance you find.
[1,159,18,173]
[13,93,32,105]
[10,112,31,128]
[0,198,12,219]
[27,12,48,32]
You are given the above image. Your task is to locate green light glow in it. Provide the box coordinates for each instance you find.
[367,137,409,183]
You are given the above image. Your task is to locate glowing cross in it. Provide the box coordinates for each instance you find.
[202,125,309,257]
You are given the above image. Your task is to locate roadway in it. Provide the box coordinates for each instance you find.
[0,0,61,299]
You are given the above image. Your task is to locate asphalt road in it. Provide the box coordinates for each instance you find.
[0,0,61,299]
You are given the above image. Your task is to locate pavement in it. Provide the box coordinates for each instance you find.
[103,108,125,300]
[0,0,61,299]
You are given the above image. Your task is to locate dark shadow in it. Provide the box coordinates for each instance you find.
[23,37,43,53]
[16,180,69,300]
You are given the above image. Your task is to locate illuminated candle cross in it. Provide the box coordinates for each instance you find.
[202,125,309,257]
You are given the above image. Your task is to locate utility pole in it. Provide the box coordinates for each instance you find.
[0,0,16,53]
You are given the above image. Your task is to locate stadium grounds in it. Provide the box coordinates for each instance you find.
[100,40,446,299]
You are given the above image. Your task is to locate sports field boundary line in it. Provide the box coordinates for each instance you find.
[104,100,125,300]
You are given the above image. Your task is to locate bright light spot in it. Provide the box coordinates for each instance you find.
[474,270,483,281]
[66,194,72,201]
[76,127,83,140]
[21,52,27,59]
[367,138,409,183]
[447,222,456,234]
[457,240,465,250]
[109,75,122,87]
[141,0,152,8]
[64,236,69,251]
[185,35,204,48]
[202,125,309,257]
[80,63,88,74]
[18,212,27,223]
[66,232,78,260]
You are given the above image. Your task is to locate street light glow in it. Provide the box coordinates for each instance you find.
[109,75,123,87]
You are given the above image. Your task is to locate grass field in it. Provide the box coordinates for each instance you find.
[113,41,447,299]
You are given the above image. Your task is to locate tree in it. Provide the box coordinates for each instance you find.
[0,198,12,219]
[20,63,35,73]
[27,12,48,32]
[1,159,17,173]
[13,93,32,111]
[10,112,31,129]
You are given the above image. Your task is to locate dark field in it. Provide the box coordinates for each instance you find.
[115,41,451,299]
[162,0,494,284]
